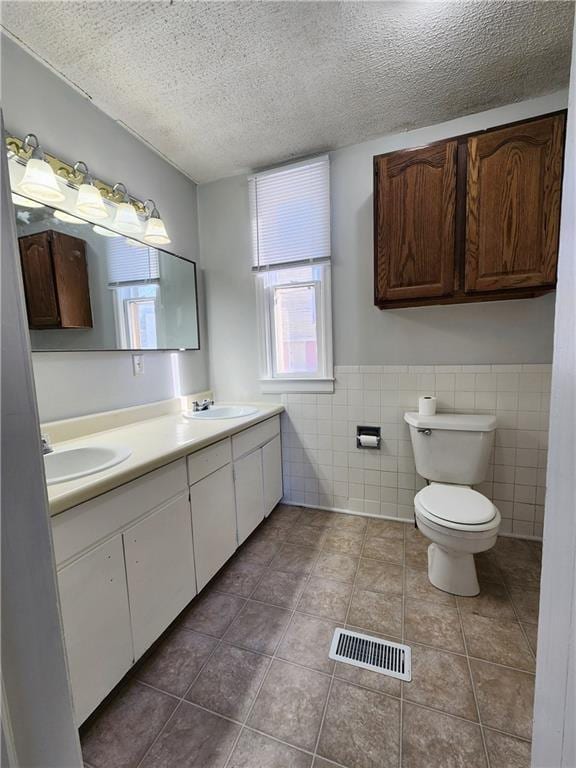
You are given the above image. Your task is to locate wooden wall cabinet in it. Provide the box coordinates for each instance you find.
[18,229,93,328]
[374,112,566,309]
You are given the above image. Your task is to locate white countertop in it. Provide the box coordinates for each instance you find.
[46,403,284,516]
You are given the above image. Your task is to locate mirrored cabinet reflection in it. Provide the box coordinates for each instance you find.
[13,198,200,351]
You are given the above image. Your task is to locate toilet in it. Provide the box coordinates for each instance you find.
[404,412,501,597]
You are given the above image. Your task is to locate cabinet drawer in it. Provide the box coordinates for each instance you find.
[232,416,280,460]
[52,459,187,567]
[187,438,232,485]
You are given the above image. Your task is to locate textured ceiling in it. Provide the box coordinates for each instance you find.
[2,1,573,183]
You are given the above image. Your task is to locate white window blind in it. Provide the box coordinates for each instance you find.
[249,154,331,272]
[107,240,160,285]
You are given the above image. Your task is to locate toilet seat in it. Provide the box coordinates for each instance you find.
[415,483,498,533]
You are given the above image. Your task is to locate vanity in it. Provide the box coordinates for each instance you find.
[48,404,283,725]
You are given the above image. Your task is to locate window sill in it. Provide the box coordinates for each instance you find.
[260,377,335,394]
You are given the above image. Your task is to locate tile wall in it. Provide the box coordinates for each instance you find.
[280,364,552,539]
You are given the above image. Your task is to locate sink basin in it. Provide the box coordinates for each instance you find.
[183,405,259,420]
[44,445,132,485]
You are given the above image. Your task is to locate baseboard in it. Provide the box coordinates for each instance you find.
[281,497,543,542]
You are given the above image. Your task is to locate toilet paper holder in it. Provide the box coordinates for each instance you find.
[356,426,381,449]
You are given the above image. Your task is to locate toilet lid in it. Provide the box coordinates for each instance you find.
[416,483,496,526]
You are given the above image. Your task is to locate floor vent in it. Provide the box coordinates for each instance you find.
[329,628,411,681]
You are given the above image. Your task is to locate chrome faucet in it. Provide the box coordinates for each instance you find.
[41,434,53,455]
[192,399,214,412]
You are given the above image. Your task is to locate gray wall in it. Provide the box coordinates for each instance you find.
[1,35,209,421]
[199,91,566,401]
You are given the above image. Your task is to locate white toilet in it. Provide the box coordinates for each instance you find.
[404,411,501,597]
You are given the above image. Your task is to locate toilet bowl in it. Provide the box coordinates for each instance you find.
[414,482,501,596]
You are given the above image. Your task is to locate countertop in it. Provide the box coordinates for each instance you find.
[46,403,284,516]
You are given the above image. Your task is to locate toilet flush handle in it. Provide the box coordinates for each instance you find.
[417,428,432,436]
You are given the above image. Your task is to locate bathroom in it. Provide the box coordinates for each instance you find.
[1,3,574,767]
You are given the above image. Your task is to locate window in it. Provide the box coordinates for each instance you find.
[250,155,333,393]
[107,239,161,349]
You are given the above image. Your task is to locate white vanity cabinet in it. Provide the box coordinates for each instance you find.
[51,459,194,724]
[57,535,133,726]
[232,416,282,543]
[188,439,237,591]
[124,492,196,659]
[51,413,283,725]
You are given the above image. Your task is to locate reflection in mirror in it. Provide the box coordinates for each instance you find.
[13,197,199,351]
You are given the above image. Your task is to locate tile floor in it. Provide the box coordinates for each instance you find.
[81,504,542,768]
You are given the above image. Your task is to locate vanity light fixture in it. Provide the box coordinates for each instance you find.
[54,210,87,224]
[93,224,119,238]
[112,183,141,234]
[11,192,44,209]
[17,134,65,203]
[143,199,171,245]
[73,161,108,220]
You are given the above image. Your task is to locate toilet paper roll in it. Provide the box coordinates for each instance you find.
[358,434,379,448]
[418,396,437,416]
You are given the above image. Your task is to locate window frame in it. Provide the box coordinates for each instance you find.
[256,263,334,394]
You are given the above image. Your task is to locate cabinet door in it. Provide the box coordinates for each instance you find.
[466,114,564,292]
[52,231,93,328]
[190,464,237,591]
[124,494,196,659]
[57,535,133,725]
[374,140,457,303]
[18,232,60,328]
[235,449,265,544]
[262,435,283,516]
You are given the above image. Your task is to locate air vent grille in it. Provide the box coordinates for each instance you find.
[329,628,411,681]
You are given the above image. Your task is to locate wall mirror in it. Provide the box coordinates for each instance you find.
[12,197,200,351]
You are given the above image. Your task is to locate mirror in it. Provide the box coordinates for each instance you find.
[13,199,200,351]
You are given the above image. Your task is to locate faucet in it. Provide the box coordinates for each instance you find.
[41,434,53,455]
[192,399,214,412]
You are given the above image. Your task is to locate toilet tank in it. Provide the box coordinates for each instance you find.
[404,412,496,485]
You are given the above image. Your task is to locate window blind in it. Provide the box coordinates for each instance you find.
[107,240,160,286]
[249,154,330,272]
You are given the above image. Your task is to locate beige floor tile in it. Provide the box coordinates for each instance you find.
[521,622,538,654]
[211,559,265,597]
[483,729,532,768]
[461,613,535,671]
[402,702,487,768]
[252,569,309,609]
[287,522,328,549]
[299,508,334,528]
[81,680,177,768]
[508,587,540,623]
[136,627,217,697]
[457,581,516,620]
[367,518,406,540]
[323,529,364,555]
[313,551,359,583]
[223,600,291,655]
[140,701,240,768]
[362,535,405,564]
[248,660,331,751]
[403,644,478,720]
[317,678,400,768]
[228,730,312,768]
[270,544,319,574]
[297,576,352,621]
[355,557,404,595]
[330,512,368,533]
[276,612,337,674]
[471,659,535,740]
[186,644,270,720]
[181,590,246,637]
[404,598,465,653]
[348,587,403,637]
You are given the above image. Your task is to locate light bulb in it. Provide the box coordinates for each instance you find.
[113,201,141,233]
[93,225,119,238]
[75,183,108,219]
[11,192,44,209]
[18,157,65,203]
[54,210,87,224]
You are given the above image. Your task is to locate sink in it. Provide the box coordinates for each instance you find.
[183,405,259,420]
[44,445,132,485]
